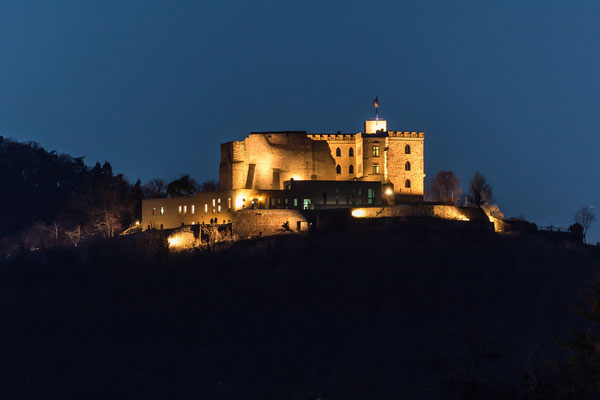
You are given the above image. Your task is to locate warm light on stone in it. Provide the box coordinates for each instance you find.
[351,209,366,218]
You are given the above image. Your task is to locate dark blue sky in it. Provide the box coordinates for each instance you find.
[1,0,599,241]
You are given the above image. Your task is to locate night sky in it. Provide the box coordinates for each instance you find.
[1,1,599,242]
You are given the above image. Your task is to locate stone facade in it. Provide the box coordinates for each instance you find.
[219,119,425,200]
[232,209,308,239]
[142,181,381,231]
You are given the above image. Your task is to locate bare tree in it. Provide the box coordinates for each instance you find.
[575,206,596,243]
[429,171,461,204]
[65,225,81,247]
[467,172,494,208]
[200,179,219,192]
[35,221,61,246]
[143,178,167,199]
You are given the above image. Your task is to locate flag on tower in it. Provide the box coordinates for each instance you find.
[373,96,379,108]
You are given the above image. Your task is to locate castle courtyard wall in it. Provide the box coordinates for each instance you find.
[232,209,308,239]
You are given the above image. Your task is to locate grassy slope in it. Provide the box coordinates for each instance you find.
[1,226,599,399]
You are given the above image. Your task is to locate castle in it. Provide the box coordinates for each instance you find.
[219,118,424,199]
[142,112,427,233]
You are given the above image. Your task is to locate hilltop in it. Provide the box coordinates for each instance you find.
[1,225,599,399]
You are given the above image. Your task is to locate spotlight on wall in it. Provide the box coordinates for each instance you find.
[351,209,366,218]
[385,188,393,195]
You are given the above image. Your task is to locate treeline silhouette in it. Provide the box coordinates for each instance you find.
[0,137,219,255]
[0,137,142,253]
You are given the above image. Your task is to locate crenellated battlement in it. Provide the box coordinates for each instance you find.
[307,133,358,142]
[388,131,424,138]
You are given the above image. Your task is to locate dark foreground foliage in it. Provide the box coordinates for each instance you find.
[1,226,600,399]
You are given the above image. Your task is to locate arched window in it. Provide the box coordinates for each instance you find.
[336,147,341,157]
[336,164,342,174]
[405,161,411,171]
[405,144,411,154]
[349,164,354,174]
[405,179,411,188]
[349,147,354,157]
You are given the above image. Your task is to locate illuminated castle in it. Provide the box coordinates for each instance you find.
[220,118,425,200]
[142,105,426,232]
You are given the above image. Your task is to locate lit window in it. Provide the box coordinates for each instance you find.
[405,144,411,154]
[336,147,341,157]
[204,204,208,213]
[349,147,354,157]
[218,198,221,204]
[336,165,341,174]
[405,179,411,188]
[228,198,232,209]
[178,205,182,214]
[160,207,164,215]
[218,205,221,212]
[372,146,379,157]
[183,205,187,214]
[373,163,379,174]
[303,199,311,210]
[405,161,411,171]
[368,189,375,204]
[294,198,298,207]
[152,207,156,215]
[191,205,195,214]
[212,199,216,207]
[349,164,354,174]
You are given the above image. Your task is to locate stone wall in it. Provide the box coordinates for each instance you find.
[220,132,337,190]
[232,209,308,239]
[350,204,492,226]
[386,134,425,196]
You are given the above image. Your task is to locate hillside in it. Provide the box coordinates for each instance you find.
[0,137,142,253]
[1,226,599,399]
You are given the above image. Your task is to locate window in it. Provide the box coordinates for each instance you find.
[212,199,216,207]
[349,164,354,174]
[218,205,221,212]
[336,147,341,157]
[349,147,354,157]
[294,198,298,207]
[204,204,208,213]
[303,199,311,210]
[152,207,156,215]
[228,198,232,209]
[405,161,411,171]
[372,146,379,157]
[373,163,379,174]
[191,205,195,214]
[160,207,164,215]
[368,188,375,204]
[405,144,411,154]
[405,179,411,188]
[183,205,187,214]
[178,205,182,214]
[336,164,342,174]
